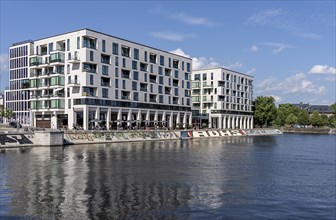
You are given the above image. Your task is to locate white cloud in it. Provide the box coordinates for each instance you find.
[246,68,256,75]
[250,45,258,52]
[256,73,326,95]
[308,65,336,75]
[246,9,282,25]
[270,95,283,103]
[261,42,296,54]
[295,32,321,40]
[150,31,196,42]
[170,12,215,26]
[225,62,243,69]
[170,48,243,71]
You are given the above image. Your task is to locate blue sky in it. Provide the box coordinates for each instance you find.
[0,0,335,104]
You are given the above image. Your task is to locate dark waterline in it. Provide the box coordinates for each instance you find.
[0,134,335,219]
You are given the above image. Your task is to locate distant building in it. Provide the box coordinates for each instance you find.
[292,102,334,117]
[191,67,254,129]
[4,40,32,125]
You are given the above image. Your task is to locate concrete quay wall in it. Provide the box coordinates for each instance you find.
[0,129,282,148]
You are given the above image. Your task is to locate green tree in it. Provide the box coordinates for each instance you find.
[253,96,277,127]
[330,103,336,114]
[4,108,14,121]
[275,104,299,126]
[310,110,322,127]
[297,109,310,125]
[285,113,298,126]
[329,115,336,127]
[320,114,329,127]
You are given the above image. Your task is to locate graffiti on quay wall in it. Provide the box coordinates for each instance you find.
[0,134,34,145]
[192,130,244,138]
[64,131,180,143]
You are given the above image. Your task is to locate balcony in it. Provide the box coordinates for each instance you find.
[67,55,80,63]
[140,87,147,92]
[49,52,65,65]
[68,80,80,87]
[121,96,130,100]
[150,99,157,102]
[203,84,213,88]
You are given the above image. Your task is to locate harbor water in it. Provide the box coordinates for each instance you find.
[0,134,335,219]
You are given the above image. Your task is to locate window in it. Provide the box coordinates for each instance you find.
[187,81,190,89]
[174,70,179,78]
[134,48,139,60]
[83,63,97,73]
[203,73,207,80]
[158,85,162,94]
[132,60,137,70]
[115,79,119,88]
[159,95,163,103]
[90,75,94,85]
[121,69,130,79]
[132,81,137,90]
[211,72,213,80]
[194,74,200,80]
[113,43,118,55]
[140,62,148,72]
[115,57,119,66]
[90,51,94,61]
[133,71,139,80]
[115,90,118,99]
[67,39,70,51]
[160,55,164,66]
[144,51,147,62]
[173,59,179,69]
[144,73,147,82]
[121,45,130,57]
[149,53,157,63]
[150,84,153,93]
[83,37,96,49]
[77,37,80,49]
[187,63,191,72]
[144,93,147,102]
[159,76,163,84]
[115,68,119,77]
[133,92,139,101]
[174,88,178,96]
[101,54,110,64]
[182,80,184,88]
[122,80,126,89]
[150,64,153,73]
[122,58,126,68]
[102,40,106,52]
[49,43,53,53]
[158,66,163,75]
[182,61,184,71]
[102,65,109,75]
[168,58,171,67]
[102,88,108,98]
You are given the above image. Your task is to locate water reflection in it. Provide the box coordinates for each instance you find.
[1,135,335,219]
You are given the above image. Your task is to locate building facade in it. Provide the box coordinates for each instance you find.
[6,29,192,130]
[5,41,33,125]
[191,68,254,129]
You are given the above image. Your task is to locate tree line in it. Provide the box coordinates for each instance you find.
[253,96,336,128]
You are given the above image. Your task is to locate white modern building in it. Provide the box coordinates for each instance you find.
[6,28,193,130]
[5,41,32,125]
[191,68,254,129]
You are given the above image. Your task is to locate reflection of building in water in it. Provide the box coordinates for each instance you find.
[4,142,192,219]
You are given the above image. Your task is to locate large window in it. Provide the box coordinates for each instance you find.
[149,53,157,63]
[112,43,118,55]
[132,81,137,90]
[133,92,139,101]
[134,48,139,60]
[102,65,109,75]
[90,51,94,61]
[101,54,110,64]
[102,39,106,52]
[102,88,108,98]
[121,45,130,57]
[173,59,179,69]
[83,36,96,49]
[160,55,164,66]
[90,75,94,85]
[132,60,137,70]
[133,71,139,80]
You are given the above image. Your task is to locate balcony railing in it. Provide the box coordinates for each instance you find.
[83,68,96,73]
[121,96,130,100]
[140,88,147,92]
[150,99,156,102]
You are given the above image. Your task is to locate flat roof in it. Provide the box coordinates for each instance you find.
[193,67,254,78]
[30,28,192,60]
